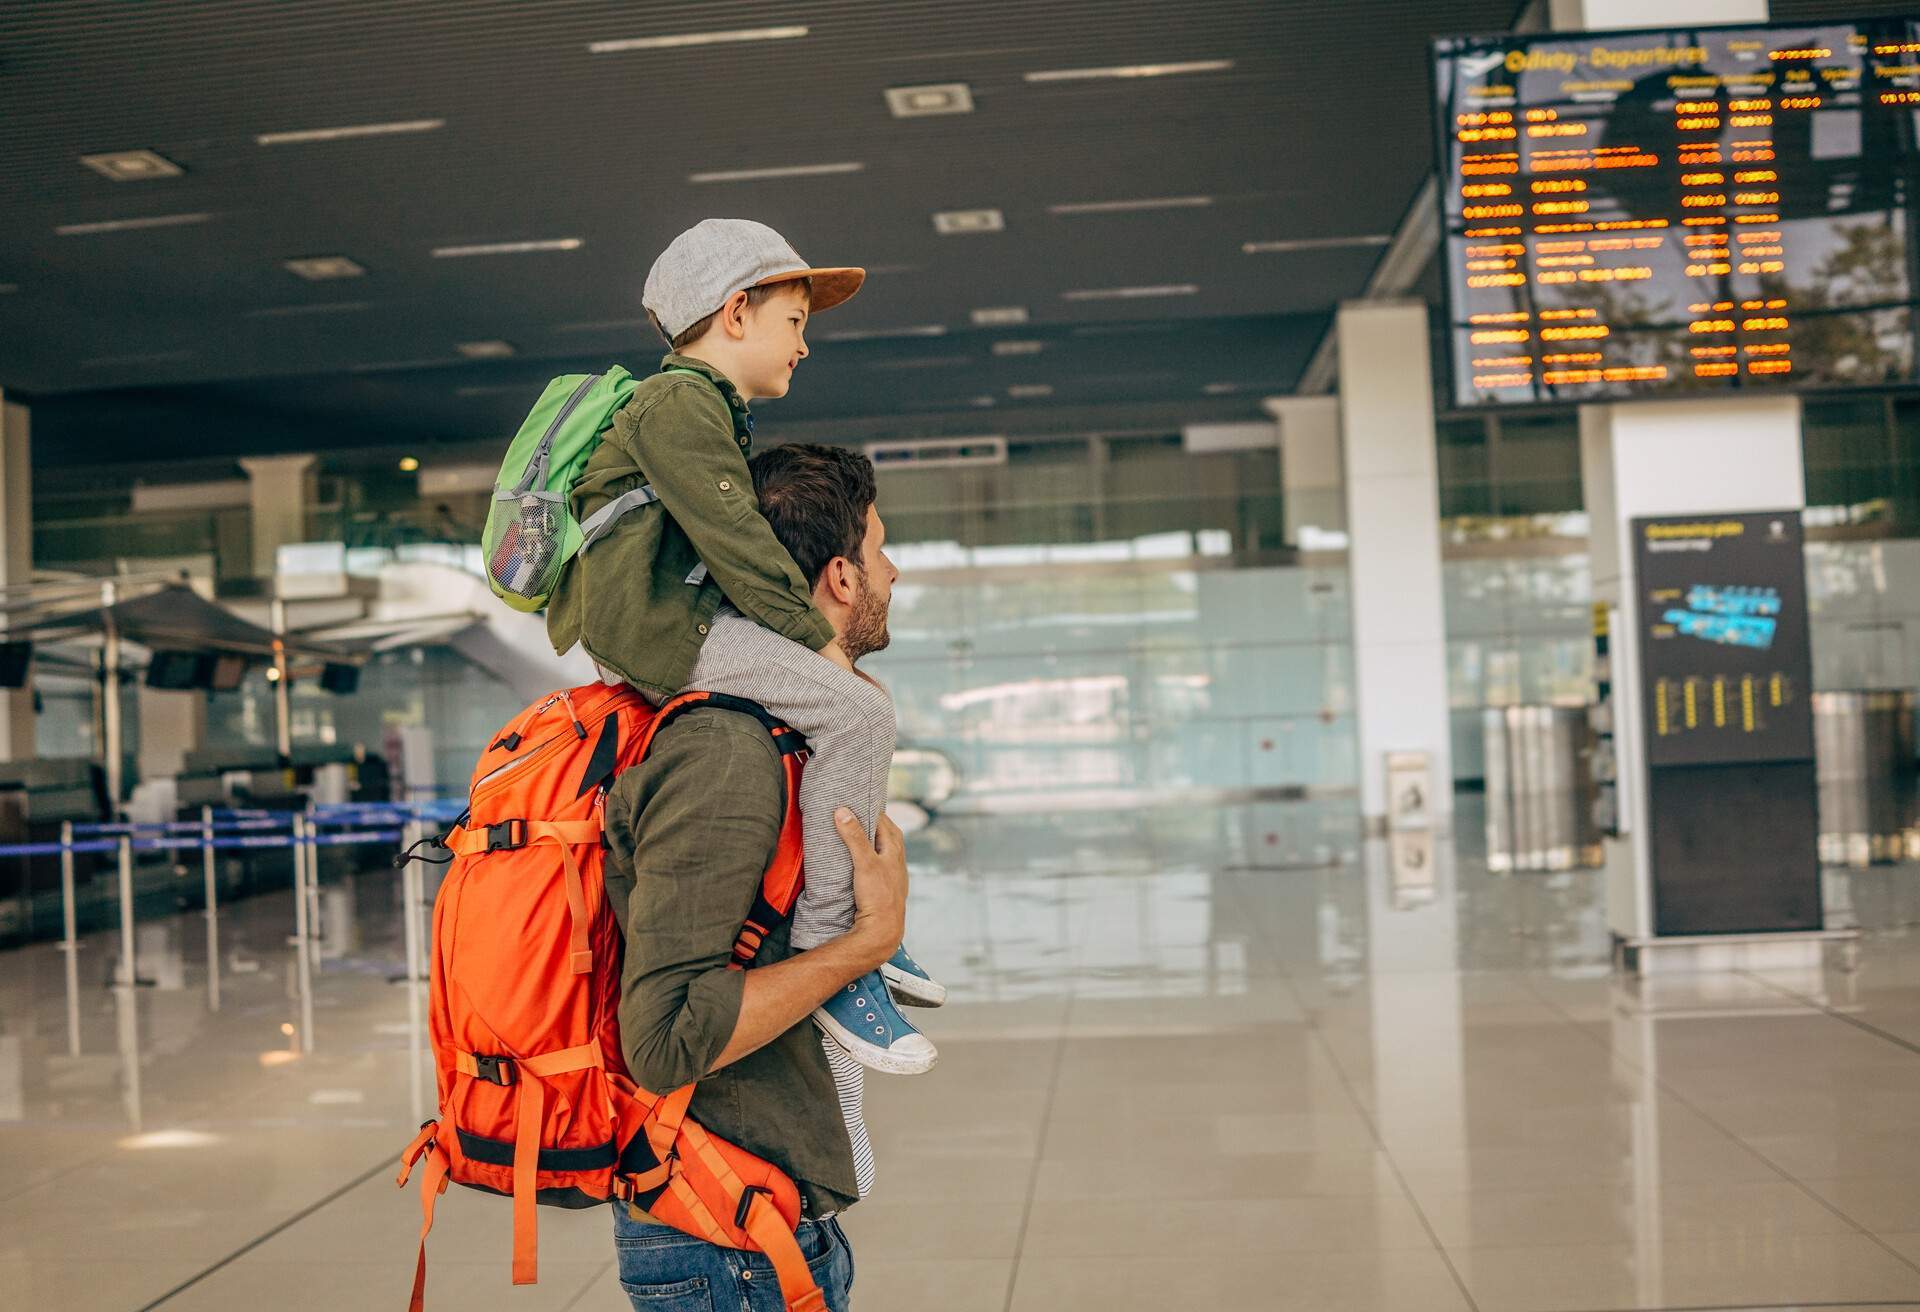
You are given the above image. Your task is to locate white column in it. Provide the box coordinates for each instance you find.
[1265,396,1345,545]
[0,395,31,761]
[238,454,316,578]
[1558,0,1791,943]
[1336,299,1454,827]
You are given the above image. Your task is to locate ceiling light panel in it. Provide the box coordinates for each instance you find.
[255,119,444,146]
[456,340,515,359]
[245,301,371,318]
[284,256,366,280]
[970,306,1028,326]
[1024,60,1233,83]
[1061,284,1198,301]
[1243,235,1392,254]
[1049,196,1212,215]
[821,324,947,342]
[885,83,974,118]
[690,162,863,183]
[991,340,1044,356]
[933,209,1004,235]
[432,238,581,257]
[590,26,807,54]
[1007,384,1055,398]
[79,150,183,181]
[56,212,210,236]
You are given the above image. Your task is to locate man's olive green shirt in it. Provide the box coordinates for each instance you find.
[545,354,835,701]
[602,705,860,1218]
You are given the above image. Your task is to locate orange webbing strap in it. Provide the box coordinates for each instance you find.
[644,1082,698,1163]
[396,1123,450,1312]
[740,1192,827,1312]
[454,1043,606,1287]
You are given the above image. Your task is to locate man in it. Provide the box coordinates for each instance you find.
[601,442,906,1311]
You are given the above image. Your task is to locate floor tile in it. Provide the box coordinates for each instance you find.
[1007,1250,1473,1312]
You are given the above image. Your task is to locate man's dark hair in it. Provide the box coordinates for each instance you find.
[748,443,876,589]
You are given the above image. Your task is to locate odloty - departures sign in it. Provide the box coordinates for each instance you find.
[1432,16,1920,409]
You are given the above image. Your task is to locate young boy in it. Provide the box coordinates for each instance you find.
[545,219,942,1089]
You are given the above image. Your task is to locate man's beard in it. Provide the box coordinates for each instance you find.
[840,567,891,662]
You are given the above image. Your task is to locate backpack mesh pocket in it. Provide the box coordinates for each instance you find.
[487,491,565,606]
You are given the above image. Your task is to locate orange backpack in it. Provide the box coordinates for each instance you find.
[394,683,827,1312]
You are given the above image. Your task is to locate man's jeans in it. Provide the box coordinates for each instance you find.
[611,1202,855,1311]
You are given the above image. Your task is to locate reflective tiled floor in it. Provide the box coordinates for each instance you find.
[5,799,1920,1311]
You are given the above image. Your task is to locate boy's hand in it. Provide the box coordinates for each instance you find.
[837,806,907,969]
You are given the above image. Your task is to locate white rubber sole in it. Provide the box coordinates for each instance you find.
[812,1009,938,1075]
[881,961,948,1008]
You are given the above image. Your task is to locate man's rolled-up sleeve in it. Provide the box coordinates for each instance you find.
[605,713,784,1092]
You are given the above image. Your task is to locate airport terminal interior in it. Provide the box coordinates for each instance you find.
[5,1,1920,1309]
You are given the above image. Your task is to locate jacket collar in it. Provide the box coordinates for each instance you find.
[659,353,752,424]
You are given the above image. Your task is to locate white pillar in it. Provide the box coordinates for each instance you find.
[1264,396,1345,545]
[238,454,316,578]
[1336,299,1454,828]
[0,395,31,761]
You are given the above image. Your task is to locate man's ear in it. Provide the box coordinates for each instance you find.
[819,555,858,608]
[718,290,752,341]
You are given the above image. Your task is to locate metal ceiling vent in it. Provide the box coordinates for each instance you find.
[864,436,1008,470]
[933,209,1004,235]
[886,83,974,118]
[79,149,184,181]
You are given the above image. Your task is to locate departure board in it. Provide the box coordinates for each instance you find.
[1632,510,1814,768]
[1434,17,1920,408]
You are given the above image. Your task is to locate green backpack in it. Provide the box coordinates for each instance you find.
[481,365,709,612]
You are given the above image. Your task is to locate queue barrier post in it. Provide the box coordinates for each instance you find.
[201,805,220,1012]
[291,814,315,1052]
[58,820,81,1056]
[114,834,136,989]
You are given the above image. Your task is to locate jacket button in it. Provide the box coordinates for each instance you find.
[718,479,732,491]
[697,623,709,635]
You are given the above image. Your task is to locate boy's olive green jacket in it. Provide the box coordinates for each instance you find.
[545,354,834,699]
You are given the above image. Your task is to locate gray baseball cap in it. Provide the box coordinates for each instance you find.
[643,218,865,340]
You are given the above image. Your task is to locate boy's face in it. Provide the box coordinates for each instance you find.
[735,281,812,400]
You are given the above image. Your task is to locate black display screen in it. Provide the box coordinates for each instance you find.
[1633,510,1815,768]
[1434,17,1920,407]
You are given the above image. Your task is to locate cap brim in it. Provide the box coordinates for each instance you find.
[754,266,865,315]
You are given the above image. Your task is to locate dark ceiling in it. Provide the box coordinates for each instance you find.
[3,0,1901,468]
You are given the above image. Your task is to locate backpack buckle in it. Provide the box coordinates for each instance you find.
[473,1054,518,1086]
[486,819,527,852]
[734,1183,768,1229]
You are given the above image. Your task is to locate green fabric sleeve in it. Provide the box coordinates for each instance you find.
[618,380,836,653]
[605,712,784,1090]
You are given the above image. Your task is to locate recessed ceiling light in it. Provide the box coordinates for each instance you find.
[970,306,1029,326]
[689,162,864,184]
[1024,60,1234,83]
[284,255,366,280]
[821,324,948,342]
[589,25,808,54]
[1202,382,1242,395]
[1243,235,1393,254]
[245,301,372,318]
[79,150,184,181]
[255,119,444,146]
[971,396,997,408]
[56,212,210,236]
[1048,196,1212,215]
[398,456,421,472]
[456,340,516,359]
[991,340,1044,356]
[0,284,18,295]
[432,238,582,258]
[869,355,973,370]
[885,83,974,117]
[933,209,1004,235]
[1007,384,1055,399]
[1061,284,1198,301]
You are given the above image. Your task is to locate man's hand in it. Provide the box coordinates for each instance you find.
[838,806,907,970]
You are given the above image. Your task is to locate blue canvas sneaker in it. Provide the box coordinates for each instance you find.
[813,968,937,1075]
[880,943,947,1007]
